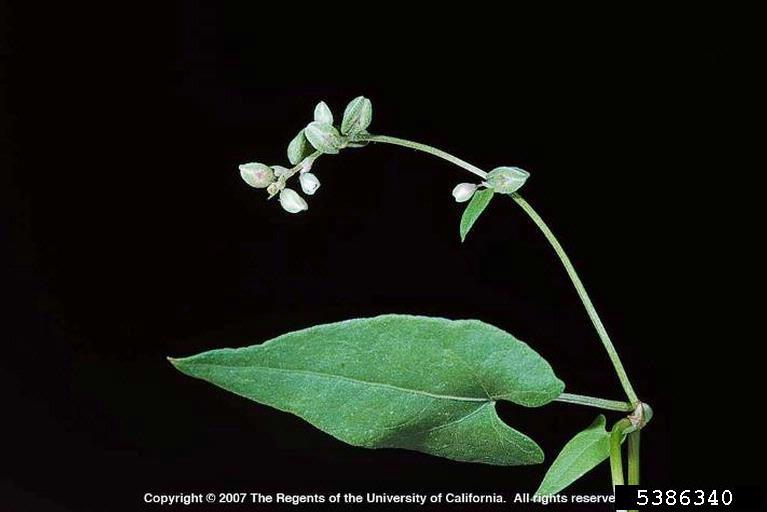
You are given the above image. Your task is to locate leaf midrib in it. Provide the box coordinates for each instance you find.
[187,362,491,403]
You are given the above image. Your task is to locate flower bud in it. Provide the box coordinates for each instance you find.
[279,188,308,213]
[452,183,478,203]
[313,101,334,125]
[239,162,275,188]
[485,166,530,194]
[299,172,321,195]
[267,182,284,196]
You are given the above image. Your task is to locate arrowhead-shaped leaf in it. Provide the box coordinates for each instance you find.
[460,188,494,242]
[535,415,611,496]
[170,314,564,465]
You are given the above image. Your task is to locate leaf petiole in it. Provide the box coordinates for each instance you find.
[555,393,633,412]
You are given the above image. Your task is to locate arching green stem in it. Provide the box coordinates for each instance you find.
[509,194,639,405]
[358,133,639,404]
[359,134,488,179]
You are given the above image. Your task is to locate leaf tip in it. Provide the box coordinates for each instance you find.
[168,355,196,376]
[167,356,187,370]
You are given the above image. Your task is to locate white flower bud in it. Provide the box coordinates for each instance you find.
[452,183,478,202]
[279,188,308,213]
[267,181,284,196]
[239,162,275,188]
[299,172,321,195]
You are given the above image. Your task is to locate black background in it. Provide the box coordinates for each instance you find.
[2,4,761,511]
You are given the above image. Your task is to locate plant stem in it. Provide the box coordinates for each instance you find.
[555,393,633,412]
[510,194,639,405]
[610,418,631,489]
[359,133,639,404]
[360,135,488,179]
[627,431,640,512]
[611,421,630,512]
[628,431,640,484]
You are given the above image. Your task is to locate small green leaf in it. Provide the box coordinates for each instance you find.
[460,188,494,242]
[535,415,611,496]
[304,121,343,154]
[170,314,564,466]
[287,130,312,165]
[486,166,530,194]
[313,101,333,125]
[341,96,372,136]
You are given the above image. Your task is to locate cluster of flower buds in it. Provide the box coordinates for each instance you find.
[238,97,373,213]
[238,160,319,213]
[452,166,530,203]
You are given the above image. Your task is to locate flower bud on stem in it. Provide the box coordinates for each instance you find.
[452,183,478,202]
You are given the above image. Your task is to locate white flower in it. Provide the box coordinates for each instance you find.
[299,172,321,195]
[279,188,308,213]
[452,183,478,202]
[239,162,275,188]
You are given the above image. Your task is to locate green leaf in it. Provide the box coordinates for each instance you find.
[460,188,494,242]
[287,130,312,165]
[535,415,611,496]
[170,314,564,466]
[486,166,530,194]
[313,101,334,125]
[304,121,343,154]
[340,96,372,136]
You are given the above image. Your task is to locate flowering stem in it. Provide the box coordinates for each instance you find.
[360,135,488,179]
[358,133,639,405]
[268,151,322,199]
[509,194,639,405]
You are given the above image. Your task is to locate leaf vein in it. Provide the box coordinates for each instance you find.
[420,402,491,434]
[190,362,490,403]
